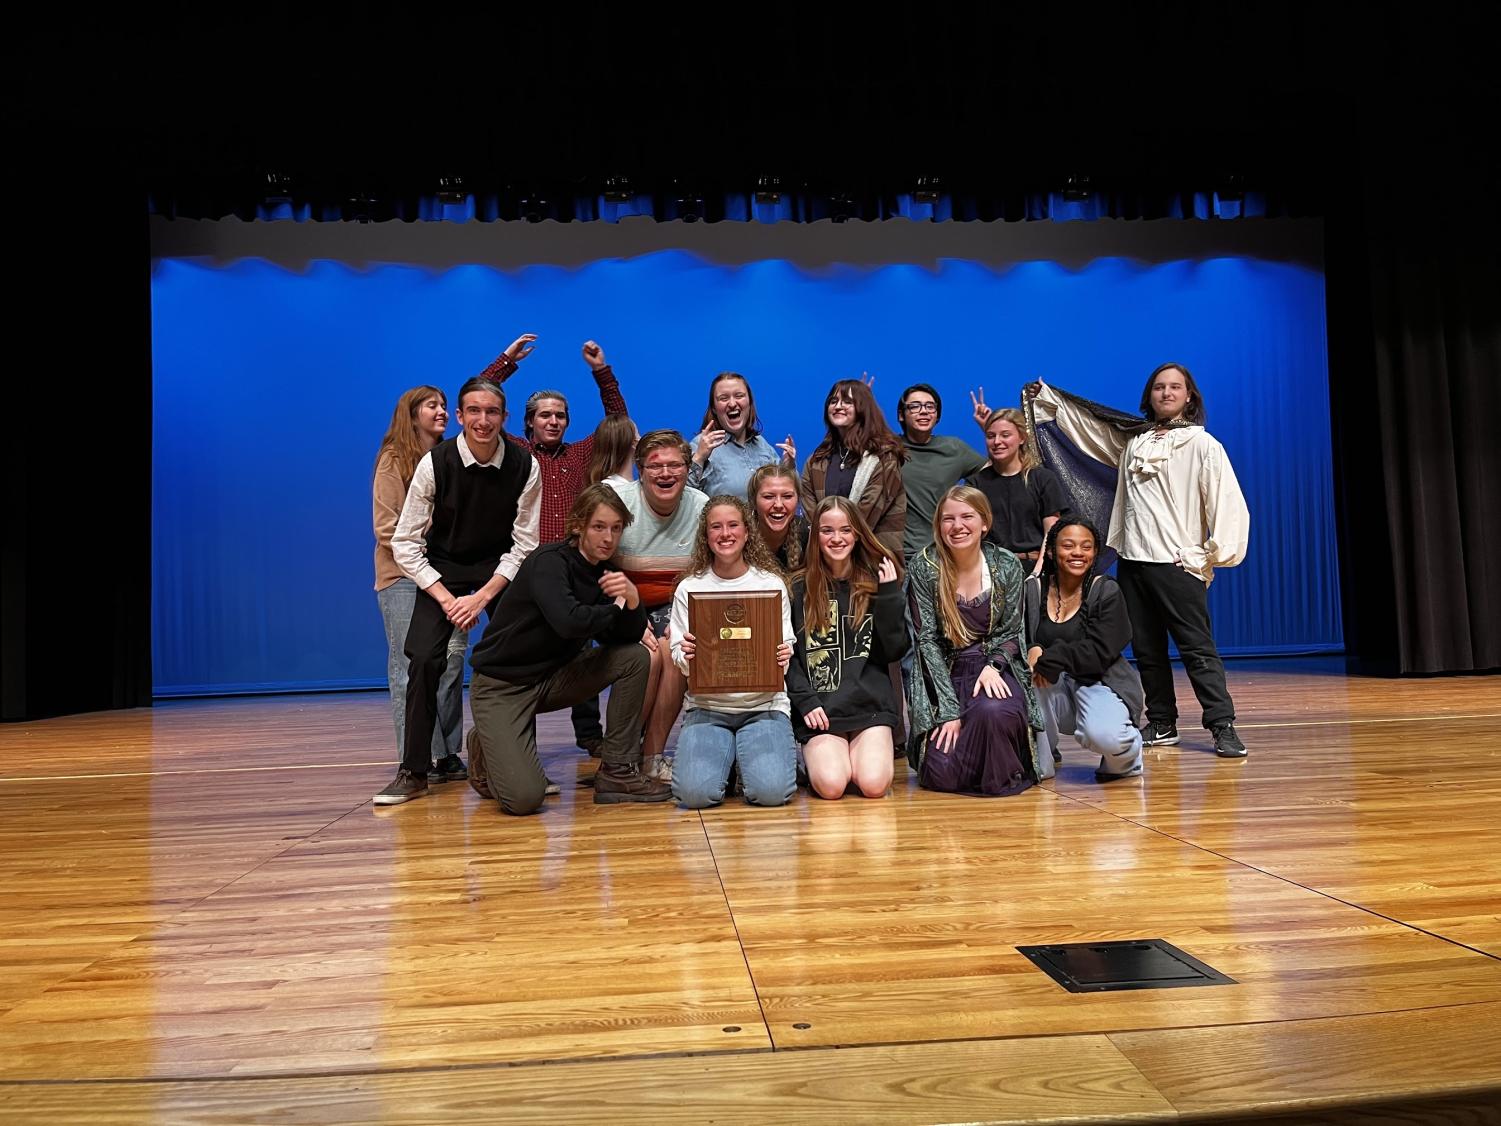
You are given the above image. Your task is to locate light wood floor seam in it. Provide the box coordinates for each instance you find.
[10,708,1499,785]
[1235,710,1501,730]
[1051,787,1501,968]
[694,811,778,1050]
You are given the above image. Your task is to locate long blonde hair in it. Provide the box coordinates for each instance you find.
[374,384,446,487]
[983,407,1041,481]
[802,496,898,634]
[686,496,784,580]
[747,462,804,573]
[929,485,995,647]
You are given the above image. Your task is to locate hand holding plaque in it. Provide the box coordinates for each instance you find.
[686,589,784,695]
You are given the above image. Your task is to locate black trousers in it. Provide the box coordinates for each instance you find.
[401,577,501,776]
[1116,560,1235,730]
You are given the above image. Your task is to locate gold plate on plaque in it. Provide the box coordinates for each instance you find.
[687,589,783,695]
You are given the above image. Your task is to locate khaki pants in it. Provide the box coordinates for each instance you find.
[469,643,650,816]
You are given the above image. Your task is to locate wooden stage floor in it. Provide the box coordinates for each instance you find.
[2,659,1500,1124]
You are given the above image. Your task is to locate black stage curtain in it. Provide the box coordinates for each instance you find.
[1,134,153,722]
[1327,129,1501,676]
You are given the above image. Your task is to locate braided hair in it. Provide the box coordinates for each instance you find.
[1039,516,1107,625]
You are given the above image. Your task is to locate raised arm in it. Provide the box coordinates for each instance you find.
[582,340,628,416]
[476,333,538,385]
[1027,380,1132,467]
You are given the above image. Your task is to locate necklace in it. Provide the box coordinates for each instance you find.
[1049,584,1082,622]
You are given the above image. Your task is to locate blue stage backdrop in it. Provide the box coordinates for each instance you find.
[151,235,1339,694]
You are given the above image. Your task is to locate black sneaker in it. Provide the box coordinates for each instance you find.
[1212,722,1248,758]
[373,770,428,806]
[1141,720,1180,746]
[433,754,468,782]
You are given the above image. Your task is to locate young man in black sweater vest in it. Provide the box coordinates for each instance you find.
[375,375,541,806]
[464,484,672,813]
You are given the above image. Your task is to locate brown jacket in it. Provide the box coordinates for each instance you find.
[800,450,908,560]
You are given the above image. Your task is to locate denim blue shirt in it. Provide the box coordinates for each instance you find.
[689,433,782,502]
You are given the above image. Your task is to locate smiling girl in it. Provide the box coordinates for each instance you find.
[668,496,798,809]
[689,372,796,501]
[906,486,1045,796]
[968,406,1070,576]
[747,462,807,574]
[801,379,908,559]
[786,497,908,799]
[1024,518,1145,782]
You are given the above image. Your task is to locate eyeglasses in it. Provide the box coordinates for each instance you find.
[645,462,687,475]
[904,402,938,415]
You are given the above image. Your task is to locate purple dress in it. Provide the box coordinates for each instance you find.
[919,592,1034,797]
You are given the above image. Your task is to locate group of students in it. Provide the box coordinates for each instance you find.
[370,334,1251,815]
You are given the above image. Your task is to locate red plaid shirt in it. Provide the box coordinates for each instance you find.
[479,351,629,544]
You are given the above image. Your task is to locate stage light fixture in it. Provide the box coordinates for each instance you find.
[261,170,295,205]
[754,176,783,204]
[346,189,379,223]
[1061,174,1093,202]
[518,191,548,222]
[913,176,943,203]
[603,176,635,203]
[436,176,468,204]
[674,182,704,223]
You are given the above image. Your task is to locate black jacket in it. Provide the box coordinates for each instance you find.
[470,541,648,684]
[1023,573,1145,724]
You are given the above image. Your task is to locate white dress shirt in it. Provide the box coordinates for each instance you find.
[391,433,542,591]
[1032,382,1250,585]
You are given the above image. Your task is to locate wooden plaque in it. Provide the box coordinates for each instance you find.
[687,589,784,695]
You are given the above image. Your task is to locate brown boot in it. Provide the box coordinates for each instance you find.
[466,729,494,800]
[592,762,673,804]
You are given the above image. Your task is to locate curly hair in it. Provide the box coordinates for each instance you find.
[747,462,804,573]
[1038,515,1106,626]
[685,495,785,580]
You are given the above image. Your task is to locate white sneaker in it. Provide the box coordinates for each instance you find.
[643,754,673,784]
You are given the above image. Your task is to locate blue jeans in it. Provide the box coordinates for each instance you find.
[377,579,466,764]
[672,708,797,809]
[1037,676,1143,778]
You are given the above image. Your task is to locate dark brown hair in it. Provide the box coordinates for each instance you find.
[698,372,761,437]
[811,379,908,466]
[1138,362,1207,425]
